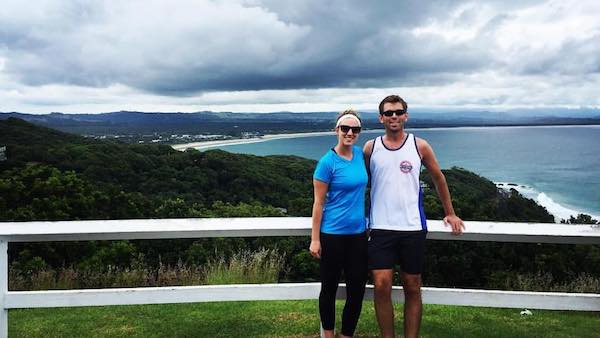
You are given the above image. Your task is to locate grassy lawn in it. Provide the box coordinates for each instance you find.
[9,300,600,337]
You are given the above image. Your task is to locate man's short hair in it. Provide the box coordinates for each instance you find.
[379,95,407,114]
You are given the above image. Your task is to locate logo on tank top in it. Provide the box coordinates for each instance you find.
[399,160,413,173]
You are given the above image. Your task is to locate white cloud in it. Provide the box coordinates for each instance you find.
[411,3,498,43]
[493,0,600,74]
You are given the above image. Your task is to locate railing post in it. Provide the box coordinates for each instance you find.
[0,239,8,338]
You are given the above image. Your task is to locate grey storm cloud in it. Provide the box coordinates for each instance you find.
[515,33,600,75]
[0,0,596,97]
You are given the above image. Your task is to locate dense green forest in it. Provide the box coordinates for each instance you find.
[0,117,598,291]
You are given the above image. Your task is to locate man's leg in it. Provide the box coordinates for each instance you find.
[372,269,395,338]
[401,272,422,338]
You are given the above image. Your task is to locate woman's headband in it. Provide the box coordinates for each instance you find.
[335,114,361,128]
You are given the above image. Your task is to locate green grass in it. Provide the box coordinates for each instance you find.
[9,248,284,291]
[204,248,284,285]
[9,301,600,337]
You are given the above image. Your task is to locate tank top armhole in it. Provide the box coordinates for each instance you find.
[371,138,378,158]
[366,138,378,155]
[413,134,422,159]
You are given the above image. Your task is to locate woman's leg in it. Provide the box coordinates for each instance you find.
[319,233,343,332]
[340,232,368,336]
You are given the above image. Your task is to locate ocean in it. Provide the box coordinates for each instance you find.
[206,125,600,222]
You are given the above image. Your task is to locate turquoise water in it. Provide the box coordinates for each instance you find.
[210,125,600,220]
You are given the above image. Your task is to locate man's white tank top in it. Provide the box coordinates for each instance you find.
[369,133,427,231]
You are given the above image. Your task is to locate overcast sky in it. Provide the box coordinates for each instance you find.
[1,0,599,114]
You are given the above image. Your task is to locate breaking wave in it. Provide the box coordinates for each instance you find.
[495,182,599,223]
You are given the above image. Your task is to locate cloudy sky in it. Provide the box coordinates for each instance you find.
[1,0,599,114]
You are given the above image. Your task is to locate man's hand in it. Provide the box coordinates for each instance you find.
[309,240,321,259]
[443,214,465,235]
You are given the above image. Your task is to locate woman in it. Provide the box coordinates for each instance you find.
[310,109,368,338]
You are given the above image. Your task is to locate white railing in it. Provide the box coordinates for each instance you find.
[1,218,599,337]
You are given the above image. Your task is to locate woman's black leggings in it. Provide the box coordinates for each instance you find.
[319,231,368,336]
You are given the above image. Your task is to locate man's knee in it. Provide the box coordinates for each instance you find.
[372,270,393,297]
[401,273,422,297]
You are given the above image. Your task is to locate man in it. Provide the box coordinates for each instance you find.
[363,95,465,338]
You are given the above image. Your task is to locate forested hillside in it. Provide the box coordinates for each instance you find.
[0,117,597,291]
[1,117,315,219]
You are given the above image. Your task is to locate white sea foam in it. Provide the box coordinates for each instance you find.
[495,182,600,223]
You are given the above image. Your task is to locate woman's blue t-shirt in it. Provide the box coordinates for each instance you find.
[313,146,368,234]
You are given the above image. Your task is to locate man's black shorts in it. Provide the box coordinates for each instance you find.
[367,229,427,274]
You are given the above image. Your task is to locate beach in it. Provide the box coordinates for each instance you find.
[171,130,336,151]
[171,125,599,151]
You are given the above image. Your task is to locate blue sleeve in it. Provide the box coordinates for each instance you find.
[313,152,333,184]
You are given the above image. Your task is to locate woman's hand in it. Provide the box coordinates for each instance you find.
[309,240,321,259]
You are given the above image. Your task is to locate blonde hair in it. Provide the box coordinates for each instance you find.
[335,109,361,127]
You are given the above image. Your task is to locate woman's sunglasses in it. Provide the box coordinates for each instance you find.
[339,125,362,133]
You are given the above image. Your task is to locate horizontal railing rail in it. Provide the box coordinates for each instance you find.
[1,217,599,337]
[1,218,599,243]
[5,284,598,311]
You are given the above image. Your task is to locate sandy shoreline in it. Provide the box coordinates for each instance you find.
[171,130,336,151]
[171,124,600,151]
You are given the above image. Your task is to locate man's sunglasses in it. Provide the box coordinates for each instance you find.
[339,125,362,133]
[381,109,407,117]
